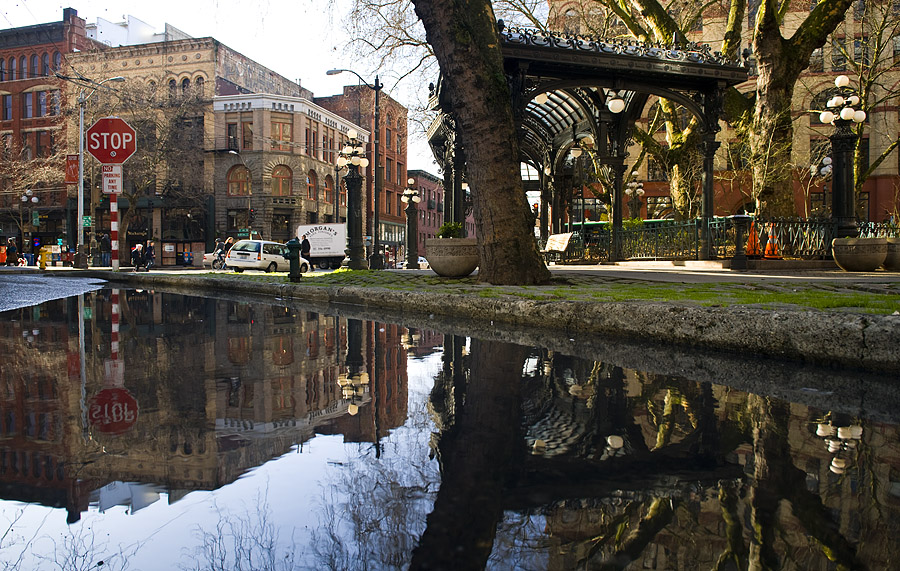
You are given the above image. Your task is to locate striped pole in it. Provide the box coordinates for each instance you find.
[110,194,119,270]
[105,288,124,387]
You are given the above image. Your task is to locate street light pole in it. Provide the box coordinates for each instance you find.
[401,178,421,269]
[60,74,126,268]
[337,129,369,269]
[326,69,383,268]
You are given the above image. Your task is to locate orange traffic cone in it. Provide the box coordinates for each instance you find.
[763,225,782,259]
[746,222,761,257]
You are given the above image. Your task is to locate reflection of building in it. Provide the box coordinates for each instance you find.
[407,170,443,256]
[0,290,411,524]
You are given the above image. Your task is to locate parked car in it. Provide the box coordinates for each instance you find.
[224,239,309,273]
[398,256,430,269]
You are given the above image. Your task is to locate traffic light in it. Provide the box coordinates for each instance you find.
[248,208,255,224]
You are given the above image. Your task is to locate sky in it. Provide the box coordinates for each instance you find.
[1,0,440,173]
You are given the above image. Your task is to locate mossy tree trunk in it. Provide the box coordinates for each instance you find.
[412,0,550,285]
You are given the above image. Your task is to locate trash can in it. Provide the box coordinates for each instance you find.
[183,251,193,266]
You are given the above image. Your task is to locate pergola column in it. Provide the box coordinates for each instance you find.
[610,159,627,262]
[699,135,720,260]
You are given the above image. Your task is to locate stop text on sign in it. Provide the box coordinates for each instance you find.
[85,117,137,164]
[89,131,133,153]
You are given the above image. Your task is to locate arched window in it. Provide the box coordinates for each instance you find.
[339,179,347,206]
[181,78,190,94]
[53,52,61,71]
[0,59,5,81]
[168,79,177,98]
[324,175,334,203]
[196,77,204,96]
[30,55,38,77]
[227,165,251,196]
[19,56,26,79]
[9,58,16,81]
[306,170,318,200]
[563,10,579,35]
[271,165,292,196]
[41,53,49,76]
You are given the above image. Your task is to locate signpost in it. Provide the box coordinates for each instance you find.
[86,117,136,271]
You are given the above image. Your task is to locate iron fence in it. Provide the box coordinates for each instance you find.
[857,221,899,238]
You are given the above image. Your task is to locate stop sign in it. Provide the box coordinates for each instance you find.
[88,387,139,434]
[86,117,137,164]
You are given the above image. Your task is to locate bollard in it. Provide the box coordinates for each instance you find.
[284,238,303,282]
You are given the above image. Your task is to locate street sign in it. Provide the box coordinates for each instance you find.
[102,164,123,194]
[88,387,139,434]
[82,215,93,227]
[31,210,39,227]
[86,117,137,164]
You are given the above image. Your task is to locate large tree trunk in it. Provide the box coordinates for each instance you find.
[412,0,550,285]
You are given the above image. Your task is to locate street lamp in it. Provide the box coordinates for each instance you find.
[19,190,39,262]
[401,177,421,269]
[817,74,866,238]
[57,74,126,268]
[326,68,384,269]
[625,173,645,220]
[336,128,370,269]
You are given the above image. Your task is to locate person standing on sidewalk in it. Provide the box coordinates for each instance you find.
[130,243,144,271]
[100,233,112,267]
[144,240,156,271]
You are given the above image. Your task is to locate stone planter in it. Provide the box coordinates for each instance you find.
[831,237,887,272]
[885,237,900,271]
[425,238,479,277]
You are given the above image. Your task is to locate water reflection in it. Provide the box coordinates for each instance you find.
[0,289,898,569]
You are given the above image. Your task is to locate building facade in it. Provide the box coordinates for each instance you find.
[407,169,444,255]
[316,86,410,266]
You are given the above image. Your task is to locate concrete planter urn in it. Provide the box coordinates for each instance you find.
[831,237,887,272]
[425,238,479,277]
[884,237,900,271]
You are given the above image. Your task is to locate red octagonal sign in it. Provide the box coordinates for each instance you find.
[88,387,139,434]
[86,116,137,164]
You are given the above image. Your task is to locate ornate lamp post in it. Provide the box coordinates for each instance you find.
[20,190,39,261]
[809,156,833,216]
[401,178,421,269]
[625,174,645,220]
[336,129,370,270]
[326,69,384,268]
[818,74,866,238]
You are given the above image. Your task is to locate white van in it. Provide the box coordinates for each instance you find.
[225,239,309,273]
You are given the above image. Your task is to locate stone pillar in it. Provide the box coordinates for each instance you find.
[700,135,721,260]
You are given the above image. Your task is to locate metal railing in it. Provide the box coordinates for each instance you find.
[857,221,899,238]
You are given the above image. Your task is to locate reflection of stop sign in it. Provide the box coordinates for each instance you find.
[88,388,139,434]
[86,117,137,164]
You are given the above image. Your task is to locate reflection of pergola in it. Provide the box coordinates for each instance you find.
[427,22,748,260]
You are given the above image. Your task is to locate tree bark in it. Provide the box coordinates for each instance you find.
[412,0,550,285]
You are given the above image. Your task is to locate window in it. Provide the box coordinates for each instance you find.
[854,38,870,66]
[397,194,403,216]
[0,59,5,81]
[37,91,47,117]
[169,79,177,98]
[196,77,205,96]
[832,37,847,71]
[385,127,392,150]
[19,56,26,79]
[648,156,668,181]
[242,122,253,150]
[272,121,292,151]
[810,48,823,72]
[339,179,347,206]
[397,163,404,186]
[30,55,38,78]
[181,78,190,94]
[385,160,392,185]
[35,131,51,157]
[22,93,32,119]
[9,58,16,81]
[227,165,251,196]
[227,123,238,150]
[397,133,402,151]
[385,191,393,215]
[324,175,334,203]
[271,165,292,196]
[53,52,60,71]
[1,95,10,121]
[894,37,900,65]
[307,170,318,200]
[41,53,49,76]
[854,0,866,19]
[50,90,59,115]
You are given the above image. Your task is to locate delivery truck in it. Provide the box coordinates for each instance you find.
[296,224,347,269]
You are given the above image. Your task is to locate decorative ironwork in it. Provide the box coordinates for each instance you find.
[498,23,738,67]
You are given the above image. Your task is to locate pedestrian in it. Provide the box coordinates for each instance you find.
[144,240,156,271]
[300,234,311,259]
[130,242,144,271]
[6,238,18,266]
[224,236,235,252]
[100,233,112,267]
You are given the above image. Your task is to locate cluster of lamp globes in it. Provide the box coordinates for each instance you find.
[335,128,370,170]
[337,372,369,416]
[818,75,867,125]
[570,135,595,158]
[811,156,833,178]
[625,174,645,198]
[21,189,39,204]
[816,421,863,475]
[401,178,422,205]
[533,90,625,114]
